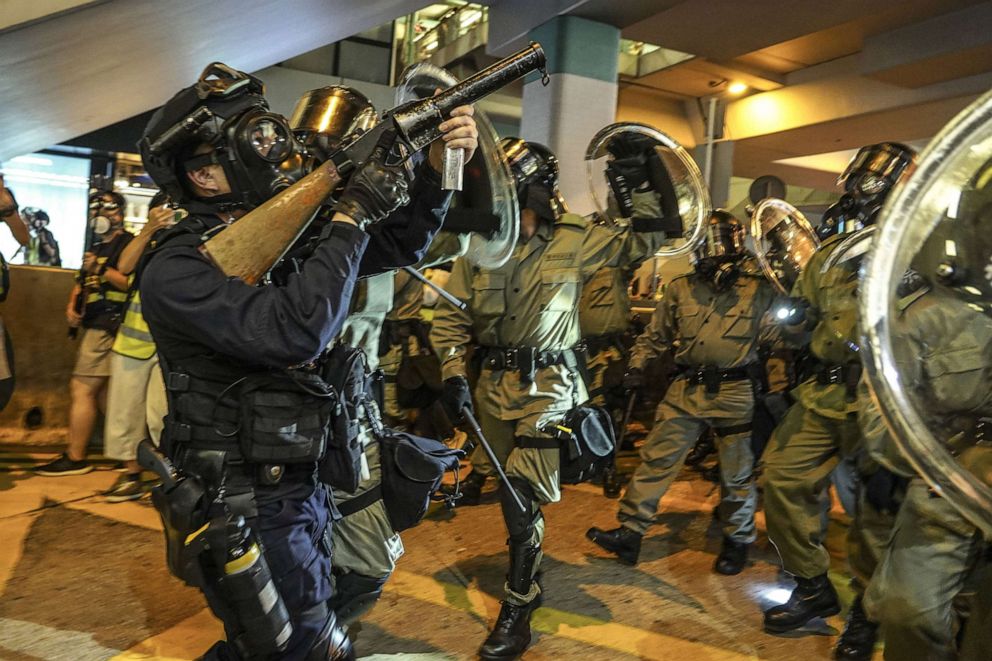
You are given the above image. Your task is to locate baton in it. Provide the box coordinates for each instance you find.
[615,391,638,460]
[603,391,637,498]
[403,265,467,311]
[460,405,527,513]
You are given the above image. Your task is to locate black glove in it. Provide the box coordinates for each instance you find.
[333,157,410,229]
[864,468,907,515]
[441,376,473,424]
[622,368,645,391]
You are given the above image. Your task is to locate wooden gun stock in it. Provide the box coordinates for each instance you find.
[200,160,342,285]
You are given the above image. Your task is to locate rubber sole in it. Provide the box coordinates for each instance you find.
[763,604,842,634]
[35,466,94,477]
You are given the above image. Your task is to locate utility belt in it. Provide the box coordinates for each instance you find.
[479,345,578,384]
[161,345,378,494]
[811,360,862,401]
[581,332,628,357]
[676,364,756,394]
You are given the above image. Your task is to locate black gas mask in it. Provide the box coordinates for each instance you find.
[500,137,568,221]
[140,63,305,214]
[180,107,304,210]
[694,209,745,290]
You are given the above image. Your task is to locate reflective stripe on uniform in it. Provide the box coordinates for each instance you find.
[112,290,157,359]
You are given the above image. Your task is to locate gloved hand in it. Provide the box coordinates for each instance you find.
[333,156,410,229]
[622,368,645,391]
[441,376,473,424]
[864,467,907,515]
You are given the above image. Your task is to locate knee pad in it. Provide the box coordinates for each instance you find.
[500,477,541,542]
[330,572,388,626]
[306,610,355,661]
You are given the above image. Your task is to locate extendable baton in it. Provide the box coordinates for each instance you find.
[402,265,467,311]
[460,405,527,513]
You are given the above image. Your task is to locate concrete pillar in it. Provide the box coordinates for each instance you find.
[693,139,735,209]
[520,16,619,216]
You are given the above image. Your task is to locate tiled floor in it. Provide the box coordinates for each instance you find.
[0,450,875,660]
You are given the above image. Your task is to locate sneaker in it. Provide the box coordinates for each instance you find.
[105,474,145,502]
[34,453,93,477]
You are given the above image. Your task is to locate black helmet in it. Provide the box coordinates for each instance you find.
[139,63,305,214]
[499,137,567,220]
[819,142,917,238]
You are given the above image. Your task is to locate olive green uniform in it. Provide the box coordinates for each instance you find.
[861,290,992,661]
[762,233,894,587]
[431,212,671,604]
[618,271,777,541]
[579,265,631,407]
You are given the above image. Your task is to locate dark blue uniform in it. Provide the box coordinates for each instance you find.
[141,165,450,660]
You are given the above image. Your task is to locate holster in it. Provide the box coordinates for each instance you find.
[148,471,209,586]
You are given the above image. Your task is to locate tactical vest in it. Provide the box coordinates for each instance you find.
[113,286,157,360]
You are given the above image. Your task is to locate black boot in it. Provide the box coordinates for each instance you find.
[686,434,715,468]
[458,470,488,506]
[714,537,749,575]
[834,596,879,660]
[763,573,841,633]
[602,467,623,499]
[586,525,642,565]
[479,598,542,660]
[330,572,387,626]
[480,540,542,660]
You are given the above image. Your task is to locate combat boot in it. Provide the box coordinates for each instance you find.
[458,470,487,506]
[714,537,749,575]
[833,596,878,660]
[685,435,715,468]
[480,541,542,659]
[586,525,642,565]
[763,573,841,633]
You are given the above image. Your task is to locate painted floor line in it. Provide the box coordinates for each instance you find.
[387,569,758,660]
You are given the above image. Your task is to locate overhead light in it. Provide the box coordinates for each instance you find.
[727,81,748,96]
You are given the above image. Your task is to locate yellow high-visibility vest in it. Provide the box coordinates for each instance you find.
[112,288,157,360]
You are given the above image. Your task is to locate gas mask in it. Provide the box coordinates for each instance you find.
[140,62,305,213]
[89,197,122,239]
[693,209,745,289]
[501,137,569,220]
[180,107,304,210]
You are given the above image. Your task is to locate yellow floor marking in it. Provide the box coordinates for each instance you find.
[388,569,757,660]
[107,608,222,661]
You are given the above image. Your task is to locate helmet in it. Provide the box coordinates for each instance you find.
[289,86,378,163]
[139,62,305,214]
[693,210,745,289]
[820,142,917,238]
[499,137,568,220]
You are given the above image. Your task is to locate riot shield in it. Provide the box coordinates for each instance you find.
[862,88,992,537]
[395,62,519,268]
[749,198,819,295]
[585,122,709,258]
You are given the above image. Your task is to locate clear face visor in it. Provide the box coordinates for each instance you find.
[698,221,744,260]
[839,143,917,197]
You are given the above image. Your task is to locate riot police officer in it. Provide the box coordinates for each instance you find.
[587,210,778,574]
[138,63,452,661]
[760,142,916,659]
[858,134,992,660]
[431,138,676,659]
